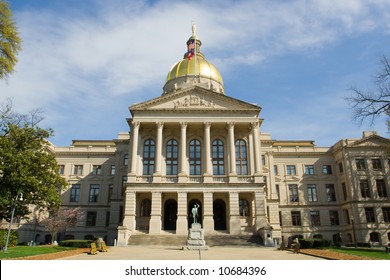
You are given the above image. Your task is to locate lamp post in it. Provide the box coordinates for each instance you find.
[3,192,23,253]
[351,216,357,248]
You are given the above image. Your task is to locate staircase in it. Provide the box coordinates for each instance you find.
[127,231,263,247]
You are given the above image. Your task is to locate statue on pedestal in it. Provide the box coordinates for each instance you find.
[191,203,200,224]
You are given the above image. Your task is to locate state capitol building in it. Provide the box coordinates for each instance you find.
[13,28,390,247]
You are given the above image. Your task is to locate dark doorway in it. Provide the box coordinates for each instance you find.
[188,199,202,228]
[164,199,177,230]
[213,199,226,230]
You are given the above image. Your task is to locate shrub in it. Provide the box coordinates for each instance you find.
[0,229,19,247]
[58,239,93,248]
[298,238,331,249]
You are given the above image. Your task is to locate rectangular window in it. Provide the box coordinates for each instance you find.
[92,165,102,175]
[322,165,332,175]
[329,210,340,225]
[338,162,343,173]
[58,165,65,175]
[279,211,283,226]
[124,154,128,166]
[343,209,350,224]
[360,180,371,198]
[305,165,314,175]
[382,207,390,222]
[365,207,376,223]
[86,212,97,226]
[307,184,318,202]
[342,182,348,201]
[286,165,296,175]
[291,211,301,226]
[326,184,336,202]
[289,184,299,202]
[110,165,116,175]
[73,165,83,176]
[105,211,110,227]
[70,184,80,202]
[274,165,278,176]
[355,158,366,170]
[310,211,321,226]
[372,158,382,170]
[275,184,280,199]
[376,179,388,198]
[89,184,99,203]
[261,155,266,166]
[108,184,113,202]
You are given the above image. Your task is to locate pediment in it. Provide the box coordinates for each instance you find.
[130,86,261,112]
[349,135,390,148]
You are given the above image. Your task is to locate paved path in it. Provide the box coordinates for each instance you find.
[59,245,324,260]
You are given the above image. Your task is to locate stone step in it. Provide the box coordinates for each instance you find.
[127,233,262,247]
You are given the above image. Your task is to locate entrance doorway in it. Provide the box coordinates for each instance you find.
[188,199,202,228]
[213,199,226,230]
[164,199,177,230]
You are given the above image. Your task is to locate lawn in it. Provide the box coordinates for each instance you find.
[328,247,390,260]
[0,245,78,259]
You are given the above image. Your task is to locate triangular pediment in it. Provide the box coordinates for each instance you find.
[349,134,390,148]
[130,86,261,113]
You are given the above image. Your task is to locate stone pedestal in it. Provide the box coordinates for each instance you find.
[183,223,209,250]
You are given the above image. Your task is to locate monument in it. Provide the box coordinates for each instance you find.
[183,204,209,250]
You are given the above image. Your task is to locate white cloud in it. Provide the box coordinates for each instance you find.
[1,0,390,145]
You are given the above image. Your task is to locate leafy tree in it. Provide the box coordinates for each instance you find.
[41,207,84,244]
[0,100,67,222]
[0,0,22,80]
[347,54,390,128]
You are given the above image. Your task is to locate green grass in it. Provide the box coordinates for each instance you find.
[328,247,390,260]
[0,245,78,259]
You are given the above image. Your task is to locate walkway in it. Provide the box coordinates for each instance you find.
[59,245,324,260]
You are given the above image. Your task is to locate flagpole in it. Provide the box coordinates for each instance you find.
[192,22,196,82]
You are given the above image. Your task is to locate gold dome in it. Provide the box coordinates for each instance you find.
[163,32,225,95]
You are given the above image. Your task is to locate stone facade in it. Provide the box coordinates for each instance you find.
[4,30,390,248]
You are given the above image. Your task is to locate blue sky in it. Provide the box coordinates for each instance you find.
[2,0,390,147]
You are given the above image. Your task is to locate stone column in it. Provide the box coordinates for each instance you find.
[176,192,188,235]
[117,190,136,246]
[227,122,237,181]
[128,121,140,182]
[154,122,164,182]
[251,121,261,174]
[149,192,162,235]
[203,192,214,234]
[178,122,187,183]
[203,122,212,182]
[229,192,241,235]
[254,191,267,230]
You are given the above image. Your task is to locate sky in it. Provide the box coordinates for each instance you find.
[2,0,390,147]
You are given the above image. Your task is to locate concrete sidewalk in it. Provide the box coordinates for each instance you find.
[59,245,324,260]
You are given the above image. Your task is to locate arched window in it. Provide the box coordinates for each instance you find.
[189,139,201,175]
[235,139,248,175]
[143,139,155,175]
[212,139,225,175]
[140,199,151,217]
[166,139,178,175]
[239,199,250,217]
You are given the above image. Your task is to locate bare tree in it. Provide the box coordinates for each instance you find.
[346,54,390,128]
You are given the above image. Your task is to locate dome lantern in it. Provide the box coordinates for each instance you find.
[163,24,225,95]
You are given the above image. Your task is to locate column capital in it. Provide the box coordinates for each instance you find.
[250,121,259,130]
[131,120,140,128]
[227,122,235,129]
[203,122,211,128]
[180,121,188,128]
[156,122,164,128]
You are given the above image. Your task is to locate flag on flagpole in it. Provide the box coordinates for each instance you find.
[187,39,195,61]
